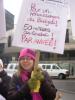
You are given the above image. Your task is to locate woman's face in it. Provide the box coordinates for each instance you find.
[19,56,34,71]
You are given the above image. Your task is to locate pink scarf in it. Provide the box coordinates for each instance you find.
[20,70,30,82]
[20,70,43,100]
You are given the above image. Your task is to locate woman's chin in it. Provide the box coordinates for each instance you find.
[23,67,31,71]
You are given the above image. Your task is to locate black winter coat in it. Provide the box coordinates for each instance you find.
[0,70,11,99]
[7,71,57,100]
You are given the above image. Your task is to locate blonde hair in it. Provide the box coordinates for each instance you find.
[16,63,24,76]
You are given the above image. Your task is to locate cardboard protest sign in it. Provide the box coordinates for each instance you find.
[0,0,6,43]
[12,0,68,54]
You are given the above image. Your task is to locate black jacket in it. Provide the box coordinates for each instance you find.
[0,70,11,99]
[7,71,57,100]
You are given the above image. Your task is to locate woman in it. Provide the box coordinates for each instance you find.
[7,48,57,100]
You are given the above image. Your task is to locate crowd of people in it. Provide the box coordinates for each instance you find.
[0,48,58,100]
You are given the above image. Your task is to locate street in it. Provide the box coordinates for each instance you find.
[53,79,75,100]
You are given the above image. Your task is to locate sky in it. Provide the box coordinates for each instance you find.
[4,0,23,24]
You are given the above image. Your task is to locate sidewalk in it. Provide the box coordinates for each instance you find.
[67,75,75,79]
[58,90,75,100]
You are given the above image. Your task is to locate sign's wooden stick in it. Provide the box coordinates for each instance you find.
[34,50,40,70]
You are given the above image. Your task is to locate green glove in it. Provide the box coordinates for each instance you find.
[28,67,44,92]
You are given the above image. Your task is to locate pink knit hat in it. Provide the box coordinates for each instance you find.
[19,48,36,60]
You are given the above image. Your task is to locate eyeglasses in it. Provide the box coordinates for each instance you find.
[20,56,32,61]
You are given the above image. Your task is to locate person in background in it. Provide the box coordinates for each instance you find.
[7,48,57,100]
[0,59,11,99]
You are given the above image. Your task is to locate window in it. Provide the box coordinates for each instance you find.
[53,65,59,69]
[15,65,18,69]
[46,65,51,69]
[9,65,13,69]
[65,29,69,43]
[42,65,45,69]
[8,36,12,47]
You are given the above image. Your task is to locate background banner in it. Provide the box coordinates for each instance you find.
[0,0,6,43]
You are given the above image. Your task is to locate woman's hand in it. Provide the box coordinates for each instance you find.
[28,67,44,92]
